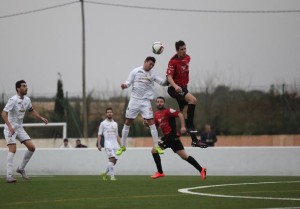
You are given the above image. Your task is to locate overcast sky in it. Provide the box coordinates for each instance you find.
[1,0,300,98]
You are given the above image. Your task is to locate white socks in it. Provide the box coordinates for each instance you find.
[121,125,130,146]
[108,161,115,178]
[149,124,159,147]
[19,150,34,170]
[122,123,159,146]
[7,152,15,178]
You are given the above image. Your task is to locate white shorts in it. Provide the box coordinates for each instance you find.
[125,98,153,119]
[3,126,31,145]
[105,148,118,160]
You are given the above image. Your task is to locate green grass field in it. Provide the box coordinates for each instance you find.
[1,176,300,209]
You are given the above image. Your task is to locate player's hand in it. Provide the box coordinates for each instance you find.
[175,85,182,94]
[121,84,128,89]
[98,146,102,151]
[143,119,149,127]
[180,126,187,134]
[41,117,48,125]
[8,126,15,137]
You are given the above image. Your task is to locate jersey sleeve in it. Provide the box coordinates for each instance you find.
[153,74,168,86]
[27,98,33,112]
[98,123,104,135]
[3,98,16,112]
[124,68,136,87]
[166,59,175,76]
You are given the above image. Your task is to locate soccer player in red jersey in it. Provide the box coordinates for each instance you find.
[166,40,204,147]
[149,96,206,180]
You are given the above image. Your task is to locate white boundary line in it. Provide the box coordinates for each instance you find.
[178,181,300,201]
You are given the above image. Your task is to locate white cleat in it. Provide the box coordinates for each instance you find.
[6,177,17,183]
[16,167,29,180]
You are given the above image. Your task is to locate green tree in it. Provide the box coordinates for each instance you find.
[54,78,65,121]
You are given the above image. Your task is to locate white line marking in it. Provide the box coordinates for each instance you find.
[178,181,300,201]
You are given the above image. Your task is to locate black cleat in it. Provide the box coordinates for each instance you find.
[191,141,208,148]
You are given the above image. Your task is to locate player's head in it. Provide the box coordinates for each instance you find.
[156,96,165,110]
[15,80,28,95]
[175,40,186,58]
[143,56,156,71]
[106,107,113,119]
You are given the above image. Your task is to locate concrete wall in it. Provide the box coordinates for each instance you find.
[0,147,299,176]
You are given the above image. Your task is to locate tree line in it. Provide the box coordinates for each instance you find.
[0,80,299,138]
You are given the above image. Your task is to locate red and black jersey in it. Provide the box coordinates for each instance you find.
[154,107,180,136]
[166,54,190,87]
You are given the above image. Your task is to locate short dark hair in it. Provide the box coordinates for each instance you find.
[175,40,185,51]
[106,107,113,113]
[63,138,69,142]
[145,56,156,63]
[15,80,26,92]
[156,96,165,102]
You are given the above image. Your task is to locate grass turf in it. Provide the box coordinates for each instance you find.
[1,176,300,209]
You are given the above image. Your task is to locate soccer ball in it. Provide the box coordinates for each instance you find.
[152,42,164,55]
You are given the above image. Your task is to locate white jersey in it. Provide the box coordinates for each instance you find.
[98,119,120,149]
[124,66,167,100]
[3,94,33,128]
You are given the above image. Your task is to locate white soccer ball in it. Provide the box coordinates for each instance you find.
[152,42,164,55]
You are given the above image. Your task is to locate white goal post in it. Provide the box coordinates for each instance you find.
[0,122,67,139]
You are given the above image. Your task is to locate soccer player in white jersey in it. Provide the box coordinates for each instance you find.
[116,56,168,155]
[1,80,48,183]
[97,107,121,181]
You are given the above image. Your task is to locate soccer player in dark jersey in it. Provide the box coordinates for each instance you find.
[149,96,206,180]
[166,40,205,147]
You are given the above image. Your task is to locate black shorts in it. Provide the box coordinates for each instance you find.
[167,86,188,111]
[161,134,184,153]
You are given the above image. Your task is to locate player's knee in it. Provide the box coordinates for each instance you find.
[181,155,188,160]
[151,148,158,154]
[186,95,197,104]
[29,147,35,152]
[189,97,197,104]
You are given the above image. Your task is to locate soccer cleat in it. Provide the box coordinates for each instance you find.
[6,177,17,183]
[116,146,126,155]
[155,146,164,154]
[201,167,207,180]
[151,172,165,179]
[16,167,29,180]
[110,176,117,181]
[191,141,208,148]
[101,172,108,181]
